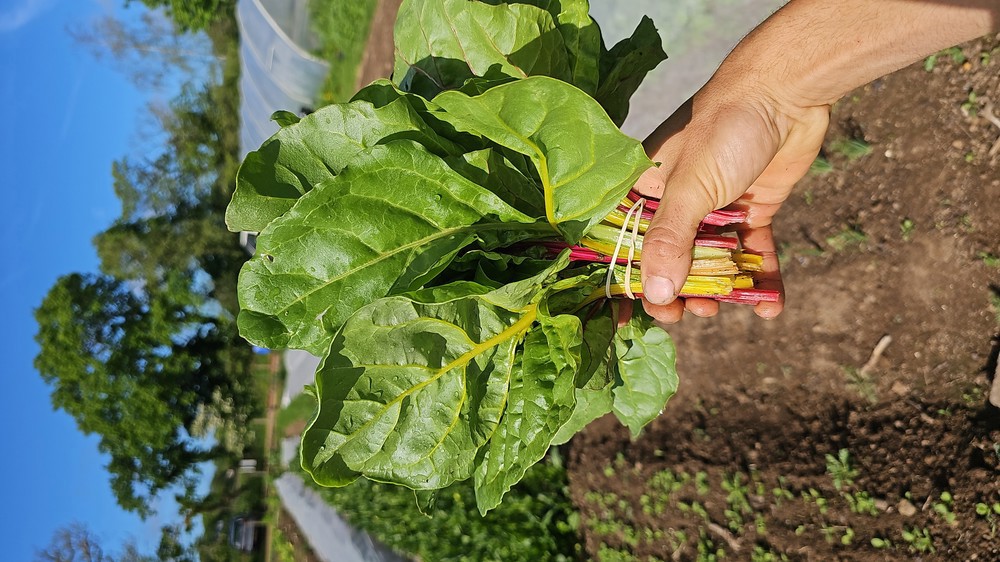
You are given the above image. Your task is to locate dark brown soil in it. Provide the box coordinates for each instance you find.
[567,35,1000,561]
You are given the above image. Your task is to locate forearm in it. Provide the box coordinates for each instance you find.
[721,0,1000,107]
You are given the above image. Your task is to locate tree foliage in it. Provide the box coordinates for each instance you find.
[36,0,249,524]
[34,273,252,516]
[131,0,236,32]
[68,11,213,92]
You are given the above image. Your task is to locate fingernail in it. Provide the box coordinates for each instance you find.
[644,276,676,305]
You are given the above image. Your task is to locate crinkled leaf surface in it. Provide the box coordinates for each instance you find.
[473,292,581,513]
[596,16,667,126]
[226,98,462,233]
[547,0,602,95]
[447,250,554,289]
[351,80,484,150]
[270,110,301,127]
[392,0,572,99]
[550,310,615,445]
[236,141,548,355]
[301,259,569,490]
[482,0,602,94]
[446,148,545,217]
[611,312,678,436]
[433,76,653,242]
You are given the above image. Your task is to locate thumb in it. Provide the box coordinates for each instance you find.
[640,181,717,305]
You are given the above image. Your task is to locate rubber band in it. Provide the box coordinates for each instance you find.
[623,198,644,299]
[604,197,645,299]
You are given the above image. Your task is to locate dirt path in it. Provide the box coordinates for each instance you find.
[262,352,281,562]
[355,0,403,89]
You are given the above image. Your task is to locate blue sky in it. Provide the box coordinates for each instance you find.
[0,0,188,558]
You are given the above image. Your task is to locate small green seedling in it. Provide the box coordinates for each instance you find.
[932,491,957,525]
[802,488,829,514]
[844,490,879,516]
[975,501,1000,535]
[901,527,935,554]
[943,46,967,64]
[841,526,856,546]
[826,449,859,490]
[826,226,868,252]
[809,156,833,176]
[900,218,915,241]
[870,537,894,549]
[695,471,711,495]
[830,138,873,161]
[979,252,1000,268]
[772,476,795,506]
[961,90,979,116]
[751,546,788,562]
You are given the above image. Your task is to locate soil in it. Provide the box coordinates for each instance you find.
[355,8,1000,559]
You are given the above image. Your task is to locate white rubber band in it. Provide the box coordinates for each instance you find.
[605,198,645,299]
[623,198,644,299]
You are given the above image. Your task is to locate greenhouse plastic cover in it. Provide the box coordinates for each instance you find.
[236,0,329,158]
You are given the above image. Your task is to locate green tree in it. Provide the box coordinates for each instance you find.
[69,11,214,92]
[132,0,236,32]
[34,273,252,516]
[96,80,245,315]
[157,525,197,562]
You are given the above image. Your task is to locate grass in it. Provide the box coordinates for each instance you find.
[310,0,380,105]
[809,156,834,176]
[826,225,868,252]
[830,138,873,161]
[277,392,316,438]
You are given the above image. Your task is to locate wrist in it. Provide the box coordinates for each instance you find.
[716,0,1000,110]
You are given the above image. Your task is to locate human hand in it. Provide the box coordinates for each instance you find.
[633,0,998,326]
[635,74,831,324]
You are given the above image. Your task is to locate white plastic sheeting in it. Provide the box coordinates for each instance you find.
[589,0,787,139]
[275,473,411,562]
[237,0,329,157]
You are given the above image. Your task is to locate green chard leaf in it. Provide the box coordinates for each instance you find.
[611,310,678,436]
[480,0,603,94]
[236,141,550,355]
[270,110,301,127]
[446,250,554,289]
[550,299,616,446]
[596,16,667,126]
[301,257,571,491]
[473,287,582,513]
[433,76,653,242]
[445,148,545,217]
[352,80,484,150]
[226,97,463,233]
[392,0,572,98]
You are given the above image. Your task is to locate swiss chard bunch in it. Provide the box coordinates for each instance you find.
[226,0,773,513]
